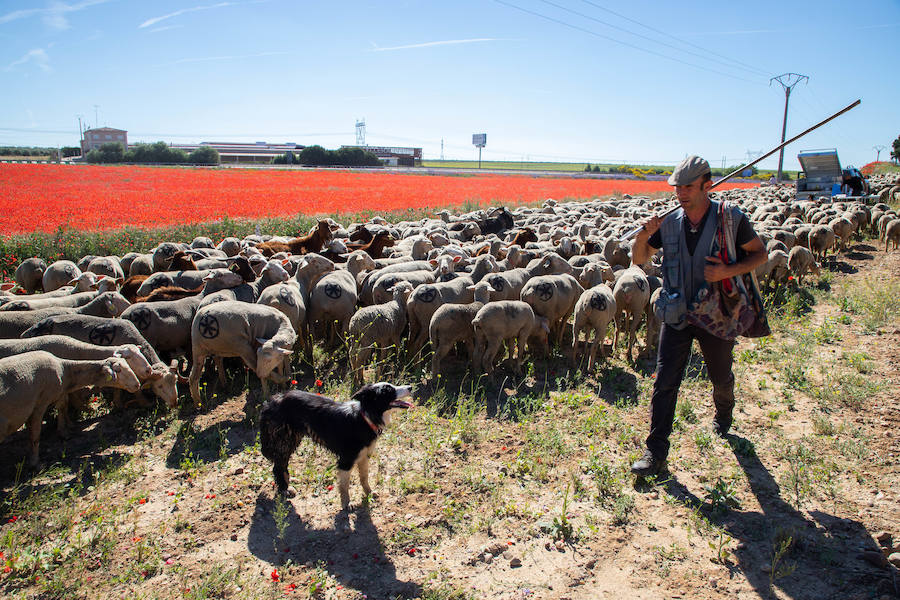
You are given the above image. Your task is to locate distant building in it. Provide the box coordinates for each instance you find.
[341,145,422,167]
[81,127,127,154]
[168,141,306,164]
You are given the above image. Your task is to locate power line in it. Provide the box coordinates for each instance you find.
[0,127,350,139]
[578,0,771,77]
[537,0,769,78]
[493,0,760,84]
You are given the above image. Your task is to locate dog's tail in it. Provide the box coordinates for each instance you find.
[258,398,278,461]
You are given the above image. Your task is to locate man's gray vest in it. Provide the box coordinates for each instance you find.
[656,200,722,330]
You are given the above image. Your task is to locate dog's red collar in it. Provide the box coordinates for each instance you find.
[362,411,382,435]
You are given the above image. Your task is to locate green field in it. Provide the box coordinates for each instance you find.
[421,160,597,172]
[420,159,794,179]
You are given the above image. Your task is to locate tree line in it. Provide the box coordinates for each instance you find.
[0,146,81,158]
[85,142,219,165]
[272,145,382,167]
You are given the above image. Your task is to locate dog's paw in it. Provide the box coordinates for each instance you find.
[285,486,297,499]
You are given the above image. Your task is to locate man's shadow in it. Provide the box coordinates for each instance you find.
[657,434,894,599]
[247,495,421,599]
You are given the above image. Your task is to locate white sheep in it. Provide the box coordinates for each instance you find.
[520,273,584,347]
[0,292,132,339]
[348,281,414,386]
[472,300,549,376]
[42,260,81,292]
[807,224,836,264]
[787,246,820,285]
[20,315,180,408]
[612,267,651,363]
[189,301,297,403]
[15,258,47,294]
[0,351,141,466]
[0,337,152,430]
[405,254,499,355]
[885,219,900,252]
[571,284,616,371]
[428,281,493,379]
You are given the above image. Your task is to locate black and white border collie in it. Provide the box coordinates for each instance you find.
[259,382,413,509]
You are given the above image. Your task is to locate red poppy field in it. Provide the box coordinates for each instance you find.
[0,164,756,235]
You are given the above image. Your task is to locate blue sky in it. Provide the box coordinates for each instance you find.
[2,0,898,170]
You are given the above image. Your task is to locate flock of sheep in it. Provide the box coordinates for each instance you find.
[2,174,899,468]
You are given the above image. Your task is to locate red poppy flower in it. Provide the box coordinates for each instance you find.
[290,380,297,385]
[315,379,323,387]
[138,498,147,504]
[270,568,280,582]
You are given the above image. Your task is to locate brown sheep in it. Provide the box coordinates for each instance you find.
[506,227,538,248]
[256,220,333,257]
[354,230,396,259]
[120,275,149,303]
[169,250,199,271]
[348,224,375,244]
[136,284,204,303]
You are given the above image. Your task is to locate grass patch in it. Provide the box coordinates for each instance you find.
[835,278,900,332]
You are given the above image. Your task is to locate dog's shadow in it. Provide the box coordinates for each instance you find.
[247,495,421,599]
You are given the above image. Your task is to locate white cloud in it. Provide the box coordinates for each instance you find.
[0,0,112,30]
[6,48,52,72]
[139,2,237,29]
[149,24,184,34]
[0,8,42,26]
[164,51,289,65]
[369,38,512,52]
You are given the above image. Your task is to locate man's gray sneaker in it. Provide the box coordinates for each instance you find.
[630,450,666,477]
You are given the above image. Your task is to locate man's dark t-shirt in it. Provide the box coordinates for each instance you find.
[647,205,755,259]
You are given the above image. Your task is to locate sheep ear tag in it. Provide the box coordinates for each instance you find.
[104,366,116,382]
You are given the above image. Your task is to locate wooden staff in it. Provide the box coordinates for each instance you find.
[621,99,861,241]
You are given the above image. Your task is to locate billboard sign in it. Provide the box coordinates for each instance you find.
[472,133,487,148]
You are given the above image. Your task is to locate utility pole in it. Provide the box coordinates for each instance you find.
[440,138,444,161]
[76,115,84,157]
[873,144,886,162]
[93,105,99,128]
[770,73,808,182]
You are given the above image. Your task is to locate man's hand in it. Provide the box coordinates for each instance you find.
[704,255,730,282]
[637,215,661,239]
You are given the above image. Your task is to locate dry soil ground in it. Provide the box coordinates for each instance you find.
[1,241,899,600]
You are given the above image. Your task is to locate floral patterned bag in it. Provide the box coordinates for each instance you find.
[685,202,770,340]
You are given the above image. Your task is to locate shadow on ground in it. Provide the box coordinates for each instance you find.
[647,434,896,599]
[248,495,422,599]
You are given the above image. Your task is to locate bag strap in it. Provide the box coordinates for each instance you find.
[721,201,737,262]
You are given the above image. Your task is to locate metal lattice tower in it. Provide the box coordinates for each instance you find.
[770,73,808,181]
[355,119,366,146]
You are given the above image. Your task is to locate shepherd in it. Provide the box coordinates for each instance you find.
[629,156,768,477]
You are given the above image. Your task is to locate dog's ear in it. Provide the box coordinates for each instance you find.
[350,384,371,401]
